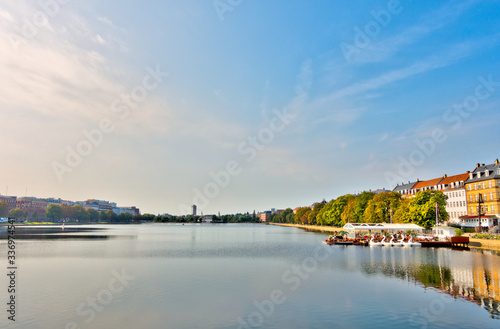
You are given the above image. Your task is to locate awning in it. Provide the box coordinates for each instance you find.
[343,223,424,232]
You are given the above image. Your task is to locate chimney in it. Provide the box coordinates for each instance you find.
[443,174,447,178]
[496,159,499,165]
[477,163,480,168]
[482,164,485,167]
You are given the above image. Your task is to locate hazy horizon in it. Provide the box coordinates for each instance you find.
[1,0,500,215]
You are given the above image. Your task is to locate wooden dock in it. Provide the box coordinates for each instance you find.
[420,236,469,248]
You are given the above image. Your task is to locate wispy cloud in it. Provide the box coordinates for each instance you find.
[351,0,481,64]
[316,34,498,109]
[92,34,106,44]
[98,16,122,32]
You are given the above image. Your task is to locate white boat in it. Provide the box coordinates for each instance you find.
[402,235,421,247]
[382,236,393,246]
[369,236,383,246]
[391,235,404,246]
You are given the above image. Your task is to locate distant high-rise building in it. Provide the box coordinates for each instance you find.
[192,205,197,216]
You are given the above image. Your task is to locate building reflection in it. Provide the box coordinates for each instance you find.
[363,249,500,319]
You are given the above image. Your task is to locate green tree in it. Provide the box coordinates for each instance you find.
[308,202,326,225]
[317,199,335,226]
[363,192,402,223]
[61,204,75,219]
[0,201,9,217]
[142,213,156,222]
[392,198,412,223]
[294,207,311,224]
[101,210,117,223]
[8,208,28,219]
[118,212,133,222]
[72,205,89,222]
[341,198,356,224]
[87,208,99,222]
[279,208,293,223]
[407,190,448,228]
[46,204,63,221]
[352,191,375,222]
[320,194,355,226]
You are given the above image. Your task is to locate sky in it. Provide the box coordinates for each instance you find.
[1,0,500,215]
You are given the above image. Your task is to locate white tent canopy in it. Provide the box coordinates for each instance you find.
[343,223,424,232]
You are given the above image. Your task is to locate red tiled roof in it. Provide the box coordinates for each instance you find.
[412,177,443,189]
[440,172,469,186]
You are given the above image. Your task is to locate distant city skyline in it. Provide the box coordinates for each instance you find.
[1,1,500,215]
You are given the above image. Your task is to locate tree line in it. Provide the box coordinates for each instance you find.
[1,190,448,228]
[151,212,260,223]
[268,190,448,229]
[0,200,261,224]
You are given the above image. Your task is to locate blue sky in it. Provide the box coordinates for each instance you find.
[1,0,500,215]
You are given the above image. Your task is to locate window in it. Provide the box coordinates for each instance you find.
[491,192,494,200]
[489,181,492,188]
[474,184,477,190]
[485,205,489,212]
[475,194,478,202]
[492,205,495,213]
[471,206,474,213]
[470,195,473,202]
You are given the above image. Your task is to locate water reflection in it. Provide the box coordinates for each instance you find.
[362,248,500,318]
[0,225,112,240]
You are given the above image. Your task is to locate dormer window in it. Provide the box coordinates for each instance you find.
[486,171,489,177]
[477,172,481,179]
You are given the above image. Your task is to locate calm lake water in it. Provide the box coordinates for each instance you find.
[1,224,499,329]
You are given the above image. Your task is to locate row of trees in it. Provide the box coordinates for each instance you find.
[44,204,138,223]
[151,212,260,223]
[269,190,448,229]
[1,202,37,220]
[1,200,261,224]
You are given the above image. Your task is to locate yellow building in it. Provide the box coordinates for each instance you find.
[462,160,500,231]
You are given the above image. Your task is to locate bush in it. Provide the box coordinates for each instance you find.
[472,234,500,240]
[455,229,463,237]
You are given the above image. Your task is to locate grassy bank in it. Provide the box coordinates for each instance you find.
[268,223,342,234]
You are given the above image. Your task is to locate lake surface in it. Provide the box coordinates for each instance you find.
[0,223,499,329]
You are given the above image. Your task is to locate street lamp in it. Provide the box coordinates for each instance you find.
[477,193,483,233]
